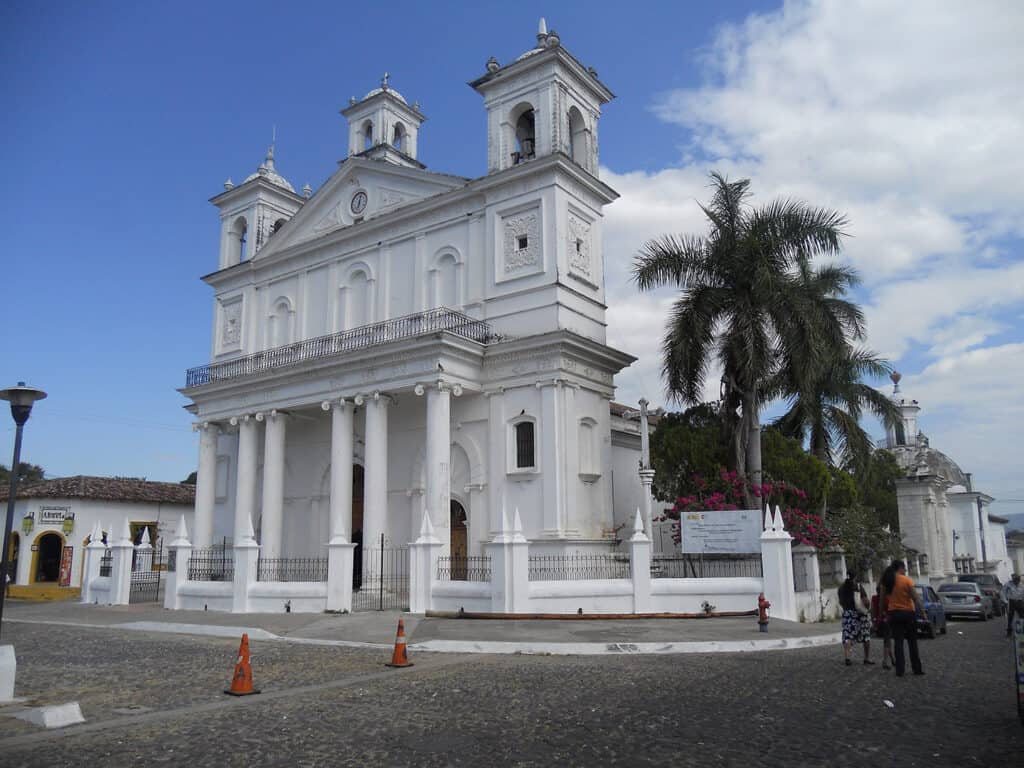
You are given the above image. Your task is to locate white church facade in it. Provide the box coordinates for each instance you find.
[884,374,1012,583]
[163,22,662,611]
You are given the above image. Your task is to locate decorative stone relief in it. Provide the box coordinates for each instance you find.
[502,209,541,276]
[379,188,407,208]
[220,299,242,351]
[567,213,592,280]
[313,201,345,233]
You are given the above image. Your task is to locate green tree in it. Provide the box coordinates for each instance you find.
[845,448,903,530]
[0,462,45,487]
[181,471,198,485]
[649,403,730,502]
[760,428,831,512]
[773,345,899,471]
[633,172,859,502]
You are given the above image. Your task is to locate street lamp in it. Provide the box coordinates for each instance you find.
[0,382,47,641]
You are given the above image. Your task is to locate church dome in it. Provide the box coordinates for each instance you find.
[891,441,969,486]
[243,145,295,193]
[363,85,408,105]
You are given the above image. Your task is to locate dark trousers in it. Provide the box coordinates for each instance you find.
[889,610,922,675]
[1008,600,1023,634]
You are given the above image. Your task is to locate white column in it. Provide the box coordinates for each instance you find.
[259,411,286,559]
[418,382,452,555]
[409,515,443,614]
[164,514,192,611]
[488,507,529,614]
[362,393,389,552]
[327,400,355,543]
[638,398,651,469]
[627,510,652,614]
[108,520,134,606]
[80,524,106,604]
[538,380,564,536]
[638,468,656,549]
[233,415,260,544]
[485,389,505,538]
[193,422,219,549]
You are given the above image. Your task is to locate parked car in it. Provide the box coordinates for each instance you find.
[937,582,993,620]
[957,574,1004,615]
[915,584,947,638]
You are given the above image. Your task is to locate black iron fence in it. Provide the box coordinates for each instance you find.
[188,547,234,581]
[130,544,165,603]
[353,534,409,612]
[186,307,497,387]
[99,551,112,577]
[650,554,763,579]
[437,555,492,582]
[257,557,328,582]
[528,553,631,581]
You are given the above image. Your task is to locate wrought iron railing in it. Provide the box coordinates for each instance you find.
[651,554,763,579]
[99,551,112,577]
[528,553,631,581]
[187,547,234,581]
[185,307,497,387]
[437,555,492,582]
[257,557,328,582]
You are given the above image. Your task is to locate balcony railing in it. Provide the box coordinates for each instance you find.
[185,307,497,388]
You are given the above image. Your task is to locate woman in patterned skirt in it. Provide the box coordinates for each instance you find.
[838,573,874,666]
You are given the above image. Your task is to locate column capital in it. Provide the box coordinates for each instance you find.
[414,380,462,397]
[193,421,223,434]
[322,398,353,411]
[228,413,254,427]
[361,391,395,405]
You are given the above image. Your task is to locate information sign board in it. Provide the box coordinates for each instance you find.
[680,509,761,554]
[59,546,74,587]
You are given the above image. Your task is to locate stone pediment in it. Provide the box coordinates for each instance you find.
[257,158,466,258]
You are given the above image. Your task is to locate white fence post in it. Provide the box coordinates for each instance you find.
[760,505,797,621]
[409,513,442,614]
[232,512,259,613]
[108,520,134,606]
[164,514,191,611]
[80,522,106,604]
[628,509,652,614]
[326,539,357,612]
[488,507,530,614]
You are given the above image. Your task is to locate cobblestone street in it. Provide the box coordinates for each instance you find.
[1,616,1021,767]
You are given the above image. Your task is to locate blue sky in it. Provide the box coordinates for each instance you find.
[3,1,1022,520]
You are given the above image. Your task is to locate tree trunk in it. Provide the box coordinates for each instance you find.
[744,394,762,509]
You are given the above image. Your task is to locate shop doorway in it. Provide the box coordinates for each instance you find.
[33,532,64,583]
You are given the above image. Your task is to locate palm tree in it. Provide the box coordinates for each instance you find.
[773,345,899,470]
[632,172,859,496]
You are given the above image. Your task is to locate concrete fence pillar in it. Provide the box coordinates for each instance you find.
[80,524,106,604]
[108,522,134,606]
[326,540,357,612]
[760,505,797,622]
[164,514,192,611]
[488,508,529,614]
[627,509,652,614]
[232,511,259,614]
[409,512,442,615]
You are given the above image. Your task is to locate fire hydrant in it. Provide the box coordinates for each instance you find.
[757,593,771,633]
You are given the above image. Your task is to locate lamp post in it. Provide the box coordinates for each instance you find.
[0,382,47,641]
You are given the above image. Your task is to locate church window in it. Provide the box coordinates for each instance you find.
[578,417,600,479]
[517,235,529,251]
[514,421,535,469]
[363,122,374,150]
[432,252,459,308]
[895,422,906,447]
[272,218,286,234]
[230,216,249,263]
[514,108,536,163]
[568,106,587,165]
[392,123,405,151]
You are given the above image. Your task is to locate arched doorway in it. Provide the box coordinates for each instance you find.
[450,500,467,580]
[32,532,64,583]
[6,532,19,585]
[352,463,365,590]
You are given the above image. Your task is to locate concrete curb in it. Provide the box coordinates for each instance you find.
[5,617,841,655]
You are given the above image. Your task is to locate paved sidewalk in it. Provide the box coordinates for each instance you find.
[3,600,839,654]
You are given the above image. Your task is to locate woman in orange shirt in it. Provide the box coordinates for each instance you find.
[881,559,926,677]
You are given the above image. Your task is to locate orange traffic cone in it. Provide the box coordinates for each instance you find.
[385,618,414,668]
[224,633,261,696]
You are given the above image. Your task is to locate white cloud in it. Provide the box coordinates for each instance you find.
[600,0,1024,497]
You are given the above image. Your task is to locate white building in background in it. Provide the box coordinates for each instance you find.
[2,476,194,590]
[179,20,650,599]
[884,374,1012,582]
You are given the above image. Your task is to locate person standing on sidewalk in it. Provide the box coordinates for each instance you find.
[838,573,874,666]
[1001,574,1024,637]
[881,559,925,677]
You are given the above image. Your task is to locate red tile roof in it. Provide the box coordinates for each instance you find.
[0,475,195,504]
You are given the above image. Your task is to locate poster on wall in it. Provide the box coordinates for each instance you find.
[59,546,74,587]
[680,509,761,554]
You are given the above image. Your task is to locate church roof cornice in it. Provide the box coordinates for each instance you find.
[209,174,306,207]
[469,45,614,104]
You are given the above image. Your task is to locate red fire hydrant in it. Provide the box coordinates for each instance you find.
[758,593,771,633]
